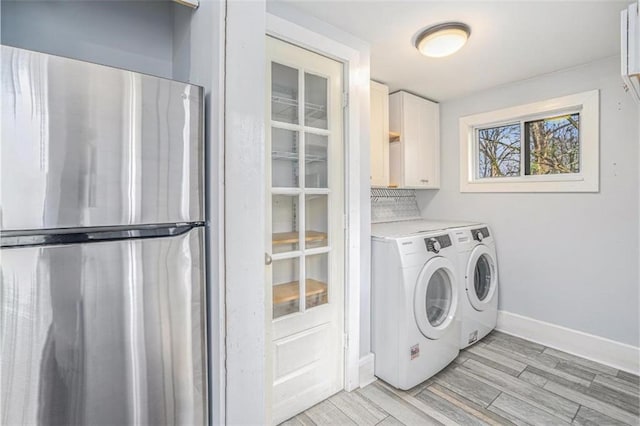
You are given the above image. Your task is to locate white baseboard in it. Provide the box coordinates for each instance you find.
[496,310,639,375]
[359,353,376,388]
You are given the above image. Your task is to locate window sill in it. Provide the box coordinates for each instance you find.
[460,175,598,193]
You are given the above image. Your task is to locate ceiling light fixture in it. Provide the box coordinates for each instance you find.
[414,22,471,58]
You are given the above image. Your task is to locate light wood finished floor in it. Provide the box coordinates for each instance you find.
[282,331,640,425]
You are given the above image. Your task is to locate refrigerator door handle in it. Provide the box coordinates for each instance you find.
[0,223,204,248]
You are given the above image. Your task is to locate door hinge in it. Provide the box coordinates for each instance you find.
[344,332,349,348]
[343,214,347,230]
[342,92,349,109]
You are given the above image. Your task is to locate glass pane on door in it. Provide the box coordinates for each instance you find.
[272,128,299,188]
[272,63,298,124]
[305,195,328,250]
[304,73,328,129]
[305,253,328,310]
[305,133,328,188]
[474,255,492,301]
[272,195,300,254]
[269,44,339,321]
[425,269,452,327]
[272,257,301,319]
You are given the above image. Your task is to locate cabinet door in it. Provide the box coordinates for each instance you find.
[392,92,440,189]
[389,93,402,187]
[405,95,439,188]
[370,81,389,187]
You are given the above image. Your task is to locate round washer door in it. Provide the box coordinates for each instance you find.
[414,256,458,340]
[466,245,498,311]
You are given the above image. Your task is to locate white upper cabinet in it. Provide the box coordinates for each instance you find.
[389,91,440,189]
[370,81,390,187]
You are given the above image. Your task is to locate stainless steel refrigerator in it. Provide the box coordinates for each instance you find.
[1,46,207,425]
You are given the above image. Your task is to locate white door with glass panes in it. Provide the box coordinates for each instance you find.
[266,36,345,424]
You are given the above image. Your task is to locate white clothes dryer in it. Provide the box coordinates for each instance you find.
[371,222,464,390]
[451,225,499,348]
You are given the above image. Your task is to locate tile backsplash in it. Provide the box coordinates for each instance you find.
[370,188,421,223]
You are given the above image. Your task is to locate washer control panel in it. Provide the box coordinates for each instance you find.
[424,234,452,253]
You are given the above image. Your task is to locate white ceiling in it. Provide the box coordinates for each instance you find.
[272,1,629,101]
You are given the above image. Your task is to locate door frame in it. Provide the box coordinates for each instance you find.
[266,13,364,395]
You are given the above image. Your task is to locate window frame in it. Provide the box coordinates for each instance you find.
[459,90,599,192]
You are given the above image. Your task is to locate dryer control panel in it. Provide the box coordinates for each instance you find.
[451,225,495,252]
[471,227,490,242]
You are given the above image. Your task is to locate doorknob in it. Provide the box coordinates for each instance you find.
[265,253,273,265]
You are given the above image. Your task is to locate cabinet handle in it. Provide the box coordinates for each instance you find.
[420,179,429,183]
[265,253,272,266]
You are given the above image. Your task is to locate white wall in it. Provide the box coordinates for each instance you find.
[1,0,175,79]
[417,57,640,347]
[224,1,268,423]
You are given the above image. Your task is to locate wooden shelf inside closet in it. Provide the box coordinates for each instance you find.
[272,230,328,246]
[273,278,328,306]
[389,131,401,142]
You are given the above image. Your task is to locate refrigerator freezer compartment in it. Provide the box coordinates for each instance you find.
[1,46,204,231]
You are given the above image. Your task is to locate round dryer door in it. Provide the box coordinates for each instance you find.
[466,245,498,311]
[414,257,458,340]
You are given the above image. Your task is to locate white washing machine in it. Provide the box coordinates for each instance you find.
[451,224,499,348]
[371,221,466,390]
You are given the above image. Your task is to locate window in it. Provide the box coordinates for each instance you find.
[478,123,521,178]
[460,90,599,192]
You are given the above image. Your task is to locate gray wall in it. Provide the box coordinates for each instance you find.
[417,57,640,347]
[1,1,175,79]
[172,3,192,82]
